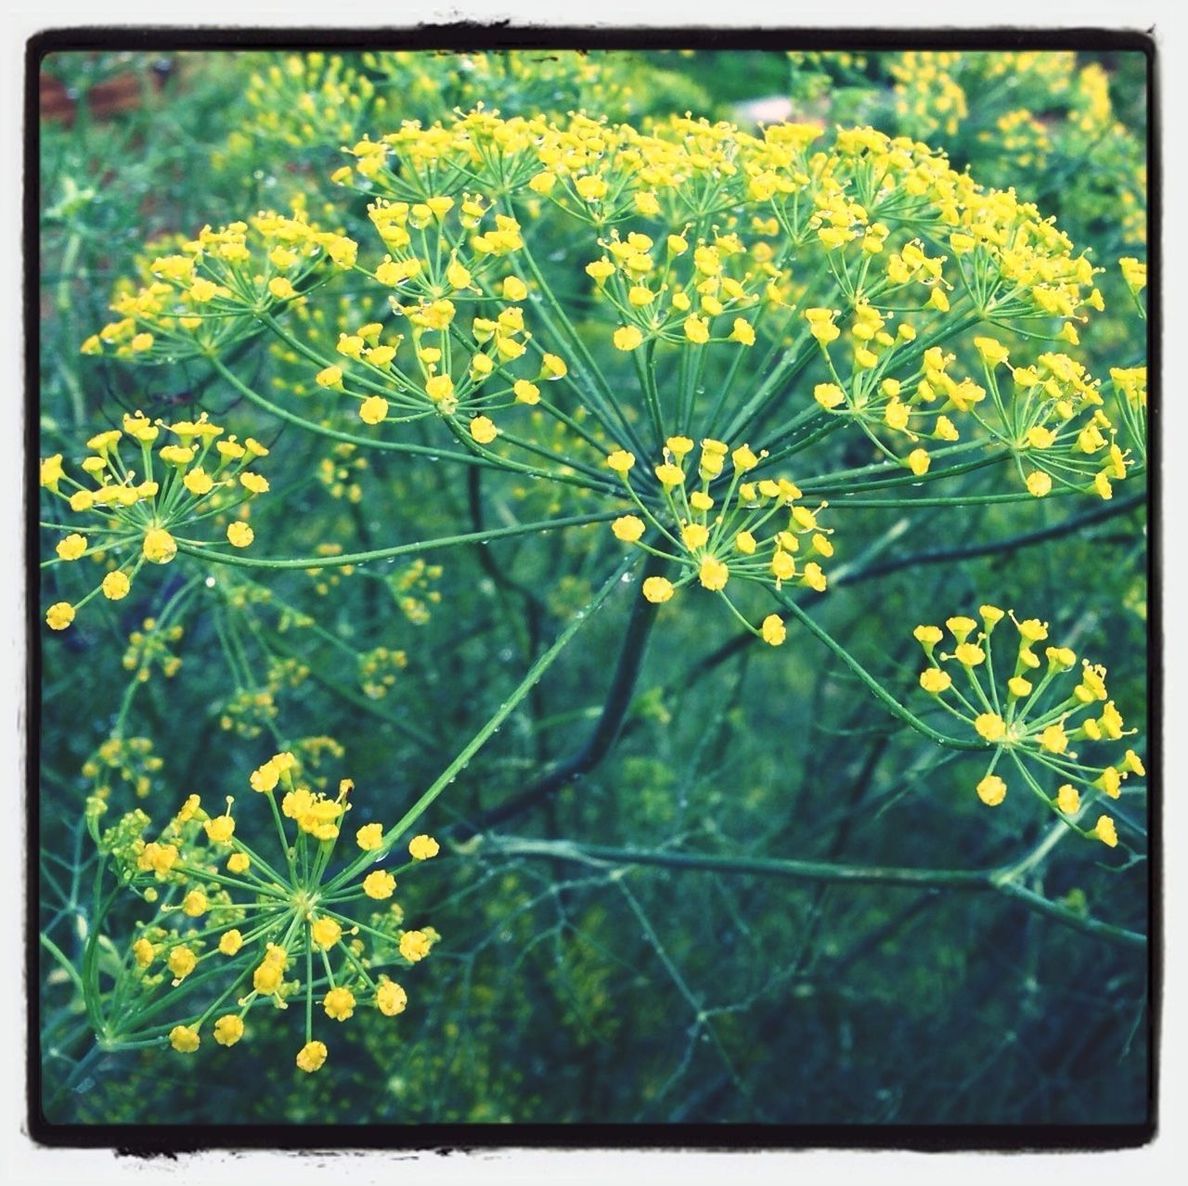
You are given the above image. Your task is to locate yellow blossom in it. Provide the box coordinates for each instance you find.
[296,1040,328,1073]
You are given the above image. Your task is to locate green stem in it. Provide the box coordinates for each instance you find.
[176,510,619,570]
[483,837,1144,948]
[324,555,636,892]
[778,595,983,750]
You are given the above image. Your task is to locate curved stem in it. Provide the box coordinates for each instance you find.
[456,550,668,837]
[176,510,619,570]
[323,555,638,892]
[482,837,1145,948]
[778,594,984,750]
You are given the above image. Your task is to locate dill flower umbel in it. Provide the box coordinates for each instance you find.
[98,754,441,1070]
[913,607,1144,847]
[606,436,831,643]
[40,412,270,630]
[92,109,1132,521]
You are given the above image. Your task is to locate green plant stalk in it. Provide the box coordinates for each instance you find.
[323,554,637,892]
[777,594,984,750]
[177,510,619,570]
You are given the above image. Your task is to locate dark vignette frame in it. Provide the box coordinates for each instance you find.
[23,22,1161,1156]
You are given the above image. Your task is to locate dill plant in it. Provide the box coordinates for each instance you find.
[37,50,1148,1123]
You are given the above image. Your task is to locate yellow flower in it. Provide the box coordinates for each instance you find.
[182,890,208,918]
[974,337,1010,367]
[954,643,986,667]
[606,450,636,474]
[102,571,131,601]
[205,813,235,843]
[761,615,786,647]
[1056,784,1081,815]
[143,527,178,565]
[502,276,528,301]
[376,979,408,1016]
[250,759,280,793]
[296,1040,328,1073]
[1091,815,1118,848]
[363,870,396,900]
[40,454,65,490]
[771,551,796,581]
[469,416,498,445]
[324,986,356,1021]
[169,1025,200,1053]
[683,315,710,344]
[399,930,432,963]
[355,822,383,851]
[613,325,644,351]
[802,562,827,593]
[514,380,540,405]
[219,930,244,956]
[183,467,214,496]
[612,515,645,543]
[425,374,455,404]
[359,396,389,425]
[213,1015,244,1047]
[1038,724,1068,754]
[56,534,88,561]
[227,521,254,548]
[730,319,756,346]
[919,668,952,694]
[311,917,342,949]
[168,945,197,981]
[1017,618,1049,643]
[409,834,440,860]
[976,774,1007,807]
[253,959,284,995]
[316,365,344,389]
[540,354,568,380]
[732,445,759,472]
[907,448,931,476]
[698,556,729,591]
[1097,766,1122,799]
[642,576,674,604]
[974,713,1007,743]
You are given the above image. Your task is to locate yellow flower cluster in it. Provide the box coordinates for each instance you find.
[302,192,569,439]
[221,50,708,178]
[606,437,831,640]
[889,51,1074,141]
[82,735,164,803]
[90,107,1130,507]
[588,227,765,354]
[101,753,442,1071]
[82,207,358,362]
[40,413,270,630]
[980,108,1052,172]
[914,607,1143,846]
[961,341,1133,500]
